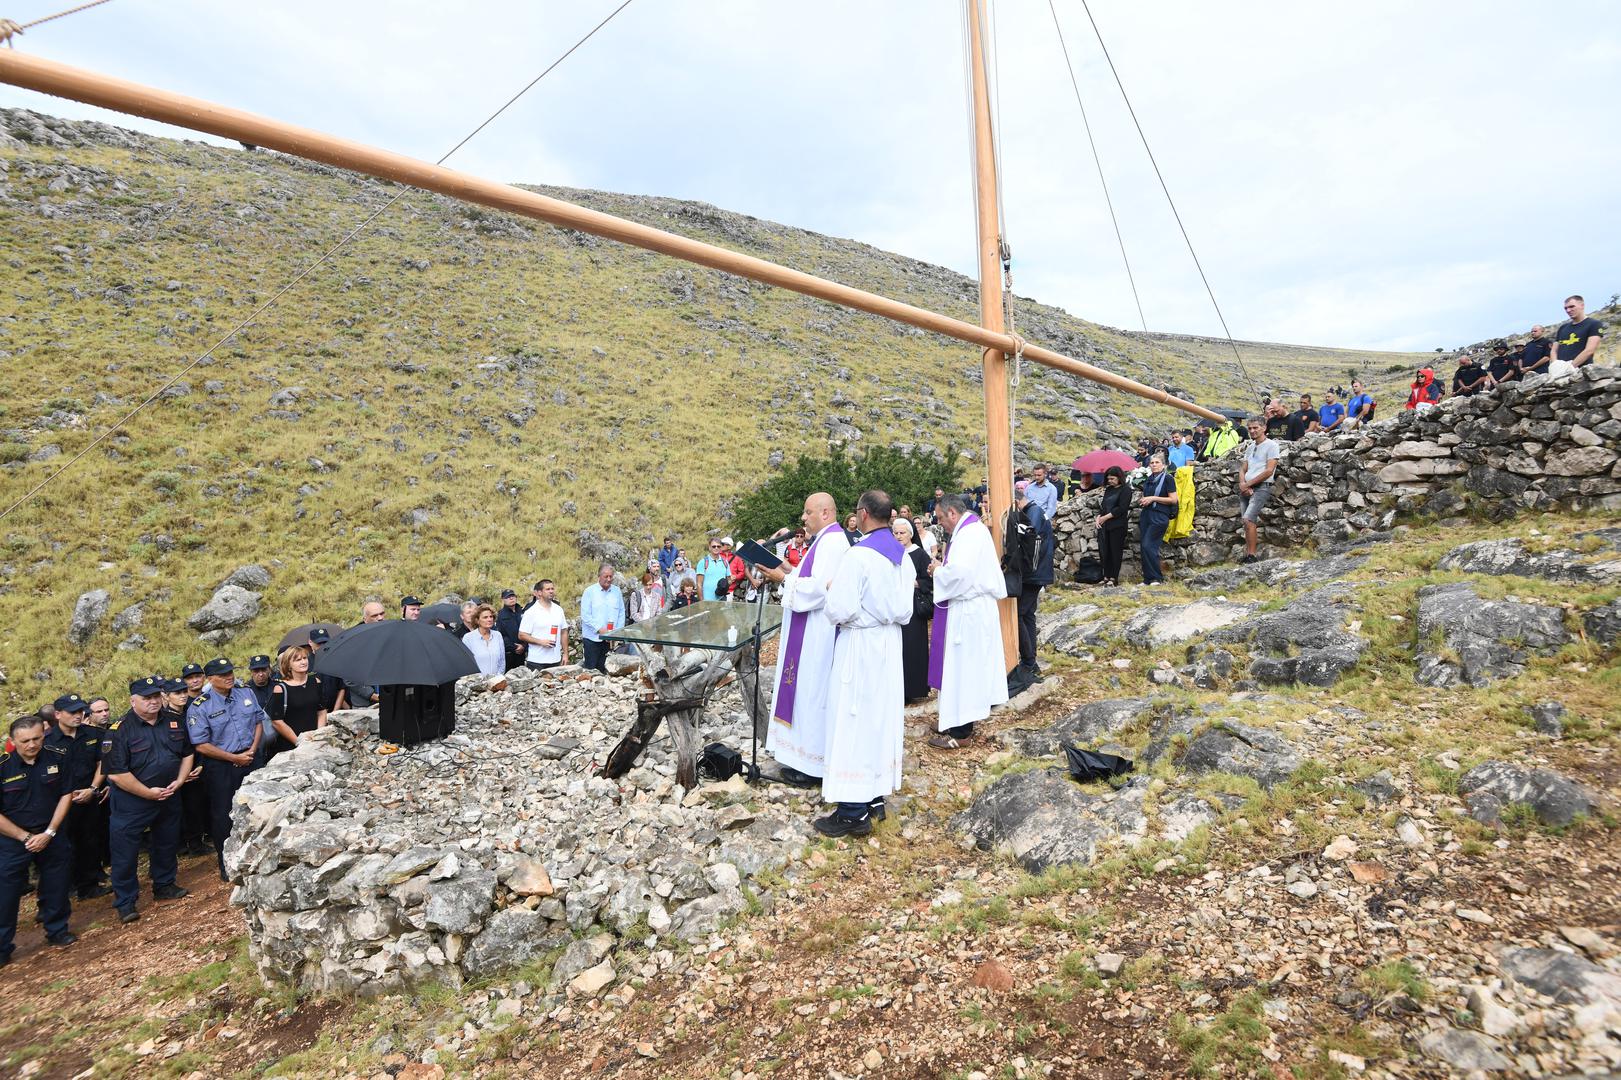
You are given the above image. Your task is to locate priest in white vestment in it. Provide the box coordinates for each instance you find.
[928,493,1008,746]
[761,493,850,787]
[815,490,915,837]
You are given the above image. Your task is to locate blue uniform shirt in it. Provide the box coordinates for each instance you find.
[43,725,102,791]
[1319,402,1347,429]
[0,746,68,831]
[185,685,267,755]
[103,710,191,789]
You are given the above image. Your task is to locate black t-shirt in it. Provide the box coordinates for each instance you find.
[1285,409,1315,440]
[272,677,327,738]
[1521,337,1552,373]
[1555,318,1603,363]
[1453,364,1486,395]
[1487,354,1519,382]
[1265,415,1290,439]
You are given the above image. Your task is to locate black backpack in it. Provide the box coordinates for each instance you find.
[1001,508,1038,597]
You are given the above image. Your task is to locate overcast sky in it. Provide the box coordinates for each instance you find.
[3,0,1617,351]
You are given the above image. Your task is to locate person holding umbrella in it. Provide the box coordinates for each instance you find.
[268,645,327,755]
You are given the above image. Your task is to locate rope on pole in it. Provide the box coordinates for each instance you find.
[1,0,115,46]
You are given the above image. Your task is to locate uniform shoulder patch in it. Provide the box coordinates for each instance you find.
[44,744,67,757]
[108,721,121,731]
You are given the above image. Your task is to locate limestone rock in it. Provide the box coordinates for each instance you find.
[187,583,263,632]
[1120,599,1252,647]
[997,697,1157,757]
[1530,701,1566,738]
[1457,761,1598,827]
[68,589,109,645]
[461,908,565,978]
[1035,602,1110,656]
[423,869,496,934]
[1414,582,1569,687]
[1210,584,1366,688]
[568,960,616,998]
[1438,532,1621,584]
[1417,1027,1512,1071]
[1585,599,1621,646]
[1178,720,1302,790]
[669,888,747,942]
[221,563,272,591]
[1500,947,1621,1007]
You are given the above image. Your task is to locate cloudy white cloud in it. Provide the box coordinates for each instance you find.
[2,0,1616,349]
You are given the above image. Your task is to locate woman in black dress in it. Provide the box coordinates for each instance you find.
[269,644,327,756]
[892,516,934,703]
[1095,466,1132,586]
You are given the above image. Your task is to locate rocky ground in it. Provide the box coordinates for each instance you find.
[0,511,1617,1080]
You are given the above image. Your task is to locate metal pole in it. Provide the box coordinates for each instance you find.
[964,0,1019,671]
[0,49,1225,424]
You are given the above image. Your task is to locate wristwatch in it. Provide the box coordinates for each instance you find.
[43,828,57,838]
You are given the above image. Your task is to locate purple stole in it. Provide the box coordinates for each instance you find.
[928,513,978,689]
[857,527,904,566]
[772,525,835,727]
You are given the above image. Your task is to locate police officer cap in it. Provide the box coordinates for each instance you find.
[53,693,88,714]
[401,595,423,607]
[180,662,204,678]
[248,654,272,670]
[203,657,234,676]
[500,589,517,599]
[162,678,188,693]
[308,628,331,644]
[130,675,165,696]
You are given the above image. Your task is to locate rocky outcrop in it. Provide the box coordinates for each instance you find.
[1120,599,1252,647]
[187,583,262,634]
[227,673,808,994]
[996,697,1158,757]
[1585,600,1621,647]
[1035,602,1110,656]
[1208,584,1367,687]
[952,770,1213,872]
[1456,762,1598,827]
[67,589,109,645]
[1050,367,1621,579]
[1414,583,1570,687]
[1176,720,1303,790]
[1438,530,1621,583]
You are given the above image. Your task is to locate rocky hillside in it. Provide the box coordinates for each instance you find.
[0,104,1439,707]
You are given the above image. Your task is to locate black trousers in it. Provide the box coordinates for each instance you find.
[180,762,210,848]
[1098,528,1126,582]
[63,800,105,895]
[1016,586,1042,667]
[582,639,609,673]
[0,834,70,956]
[204,759,255,879]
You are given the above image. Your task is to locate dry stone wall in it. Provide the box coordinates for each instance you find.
[1051,366,1620,579]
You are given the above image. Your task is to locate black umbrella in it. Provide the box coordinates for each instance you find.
[276,621,346,653]
[418,602,465,626]
[1195,406,1250,428]
[312,619,479,687]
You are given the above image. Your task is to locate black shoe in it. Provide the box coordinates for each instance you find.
[77,884,113,900]
[777,766,823,789]
[182,841,212,858]
[868,799,887,823]
[1238,554,1258,564]
[153,884,189,901]
[813,812,872,838]
[0,953,9,968]
[118,907,140,924]
[46,931,77,948]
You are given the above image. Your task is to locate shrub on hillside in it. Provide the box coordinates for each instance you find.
[730,444,963,541]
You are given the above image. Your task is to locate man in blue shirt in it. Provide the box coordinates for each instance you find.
[1344,380,1376,429]
[0,715,77,963]
[185,658,265,881]
[657,537,679,580]
[579,564,626,674]
[1166,431,1196,469]
[1318,389,1348,433]
[1025,464,1059,519]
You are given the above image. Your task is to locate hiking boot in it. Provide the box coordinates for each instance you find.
[76,884,113,900]
[776,766,822,789]
[868,798,887,823]
[46,931,78,948]
[153,884,189,901]
[812,812,872,838]
[0,953,10,968]
[1238,553,1258,564]
[117,907,140,925]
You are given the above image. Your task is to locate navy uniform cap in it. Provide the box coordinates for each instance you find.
[203,657,234,676]
[130,676,164,696]
[162,678,188,693]
[308,628,331,644]
[53,693,88,713]
[500,589,517,599]
[248,654,272,670]
[401,595,423,607]
[180,663,204,678]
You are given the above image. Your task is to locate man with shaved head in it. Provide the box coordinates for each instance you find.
[760,492,850,788]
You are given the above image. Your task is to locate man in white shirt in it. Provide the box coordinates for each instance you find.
[927,494,1009,747]
[1238,418,1280,565]
[517,579,568,669]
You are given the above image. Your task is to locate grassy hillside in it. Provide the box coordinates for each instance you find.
[0,107,1440,707]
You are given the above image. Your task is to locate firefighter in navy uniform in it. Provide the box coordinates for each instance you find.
[0,714,77,965]
[165,675,212,858]
[243,655,278,766]
[103,677,194,924]
[184,658,265,881]
[43,694,112,900]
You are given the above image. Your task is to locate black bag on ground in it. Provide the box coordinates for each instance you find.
[700,742,744,781]
[1064,745,1134,782]
[1074,556,1105,585]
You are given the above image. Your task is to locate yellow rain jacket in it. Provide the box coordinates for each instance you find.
[1165,465,1197,541]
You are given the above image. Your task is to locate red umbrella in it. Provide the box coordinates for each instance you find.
[1071,450,1139,474]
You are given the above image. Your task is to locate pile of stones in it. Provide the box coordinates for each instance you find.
[225,666,811,994]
